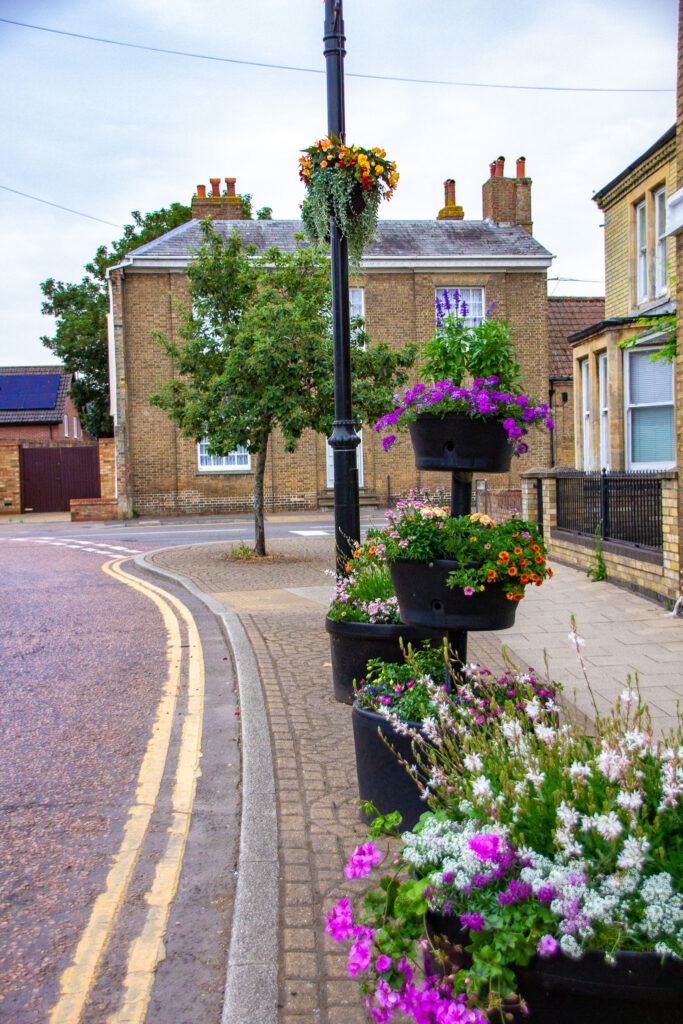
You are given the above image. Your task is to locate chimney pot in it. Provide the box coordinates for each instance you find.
[225,177,236,197]
[489,161,497,178]
[196,184,206,199]
[495,156,505,177]
[444,179,456,205]
[516,156,526,179]
[209,177,221,197]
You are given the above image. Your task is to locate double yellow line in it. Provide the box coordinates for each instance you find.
[49,559,205,1024]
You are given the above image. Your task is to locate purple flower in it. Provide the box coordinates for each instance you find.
[460,911,486,932]
[537,934,559,958]
[347,927,373,976]
[382,435,397,452]
[537,885,555,905]
[344,841,383,879]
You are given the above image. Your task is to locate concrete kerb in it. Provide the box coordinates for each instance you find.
[134,551,279,1024]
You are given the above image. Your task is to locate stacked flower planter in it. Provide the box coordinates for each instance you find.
[352,412,520,829]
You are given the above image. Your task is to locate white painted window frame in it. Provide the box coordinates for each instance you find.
[654,186,667,296]
[197,440,251,473]
[624,345,675,470]
[598,353,609,470]
[435,286,485,327]
[635,199,647,305]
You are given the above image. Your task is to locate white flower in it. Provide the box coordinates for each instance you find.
[559,934,583,959]
[463,753,483,772]
[568,630,586,647]
[472,775,494,800]
[616,836,649,871]
[557,802,580,830]
[616,790,643,814]
[569,761,593,784]
[582,811,623,841]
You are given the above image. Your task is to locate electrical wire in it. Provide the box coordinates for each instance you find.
[0,184,123,228]
[0,17,674,94]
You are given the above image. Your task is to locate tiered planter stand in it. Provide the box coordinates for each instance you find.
[352,413,519,829]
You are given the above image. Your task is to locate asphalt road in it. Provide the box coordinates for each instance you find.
[0,533,241,1024]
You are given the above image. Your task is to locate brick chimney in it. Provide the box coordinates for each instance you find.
[437,178,464,220]
[191,177,245,220]
[482,155,532,233]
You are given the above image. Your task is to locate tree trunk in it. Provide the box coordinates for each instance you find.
[253,440,268,557]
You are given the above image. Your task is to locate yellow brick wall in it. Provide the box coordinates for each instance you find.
[0,443,21,513]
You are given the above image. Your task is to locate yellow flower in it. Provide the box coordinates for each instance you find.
[375,164,384,175]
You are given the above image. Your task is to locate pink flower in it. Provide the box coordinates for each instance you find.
[537,934,559,958]
[344,841,383,879]
[468,832,501,862]
[325,897,355,941]
[463,586,475,597]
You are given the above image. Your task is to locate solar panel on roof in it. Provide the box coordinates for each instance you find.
[0,373,61,411]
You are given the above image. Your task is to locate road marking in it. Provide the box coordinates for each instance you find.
[290,529,332,536]
[6,537,141,555]
[48,560,204,1024]
[108,564,204,1024]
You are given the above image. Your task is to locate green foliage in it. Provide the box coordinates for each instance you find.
[619,312,677,363]
[41,203,191,437]
[355,643,448,722]
[421,310,521,391]
[586,522,608,582]
[150,220,417,553]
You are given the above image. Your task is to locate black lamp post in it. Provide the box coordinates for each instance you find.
[323,0,361,568]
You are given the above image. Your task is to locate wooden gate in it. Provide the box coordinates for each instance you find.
[20,447,100,513]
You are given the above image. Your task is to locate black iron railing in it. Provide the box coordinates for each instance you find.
[556,470,663,550]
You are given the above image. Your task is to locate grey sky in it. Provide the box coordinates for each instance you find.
[0,0,677,366]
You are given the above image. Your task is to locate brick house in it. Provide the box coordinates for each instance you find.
[0,365,103,514]
[547,297,606,468]
[108,163,556,519]
[0,365,88,443]
[571,126,676,474]
[521,126,681,603]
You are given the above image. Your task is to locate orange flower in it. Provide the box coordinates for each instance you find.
[498,551,510,562]
[345,562,352,572]
[532,544,541,553]
[534,555,546,565]
[486,569,498,582]
[519,559,528,567]
[547,566,554,577]
[520,574,530,584]
[513,547,523,555]
[508,566,518,576]
[367,546,376,556]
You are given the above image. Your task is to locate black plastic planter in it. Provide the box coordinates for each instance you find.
[325,616,442,704]
[390,559,518,631]
[408,412,512,472]
[425,913,683,1022]
[351,704,428,831]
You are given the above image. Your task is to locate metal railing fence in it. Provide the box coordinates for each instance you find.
[555,470,663,550]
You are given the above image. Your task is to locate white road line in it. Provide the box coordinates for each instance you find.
[290,529,332,536]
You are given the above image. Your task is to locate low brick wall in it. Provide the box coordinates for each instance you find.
[70,498,119,522]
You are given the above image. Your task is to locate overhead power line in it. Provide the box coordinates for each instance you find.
[0,184,123,228]
[0,17,674,94]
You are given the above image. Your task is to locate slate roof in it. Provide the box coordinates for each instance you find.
[547,297,605,378]
[117,218,553,268]
[0,365,72,424]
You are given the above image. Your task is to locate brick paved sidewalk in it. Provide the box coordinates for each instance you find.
[149,537,683,1024]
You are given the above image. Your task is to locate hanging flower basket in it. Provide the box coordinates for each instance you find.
[299,135,398,269]
[408,411,513,472]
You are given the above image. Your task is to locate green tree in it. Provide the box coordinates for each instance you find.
[150,220,417,555]
[41,203,191,437]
